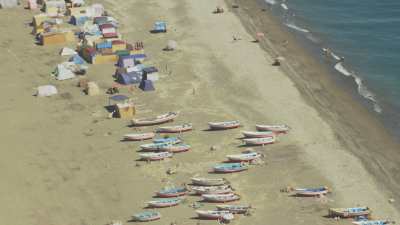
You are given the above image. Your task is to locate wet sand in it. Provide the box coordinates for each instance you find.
[0,0,399,225]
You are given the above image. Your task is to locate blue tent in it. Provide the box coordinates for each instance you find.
[139,79,155,91]
[117,55,136,68]
[70,54,85,65]
[117,71,142,85]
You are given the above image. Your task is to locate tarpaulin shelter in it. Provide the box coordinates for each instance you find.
[70,15,89,26]
[60,47,76,56]
[0,0,18,8]
[152,21,166,33]
[37,85,57,97]
[70,54,85,65]
[54,62,75,80]
[116,71,142,85]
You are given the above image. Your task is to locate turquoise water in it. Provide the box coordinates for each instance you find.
[264,0,400,134]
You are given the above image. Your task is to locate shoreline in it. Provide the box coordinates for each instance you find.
[228,0,400,211]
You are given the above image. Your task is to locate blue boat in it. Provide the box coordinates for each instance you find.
[353,220,389,225]
[293,186,329,196]
[153,137,181,144]
[329,207,370,218]
[213,163,248,173]
[146,198,182,208]
[156,187,187,198]
[132,211,161,222]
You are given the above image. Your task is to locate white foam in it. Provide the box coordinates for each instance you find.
[264,0,276,5]
[284,23,310,33]
[281,3,288,10]
[330,52,341,61]
[334,62,382,113]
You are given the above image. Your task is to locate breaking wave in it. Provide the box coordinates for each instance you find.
[284,22,310,33]
[264,0,276,5]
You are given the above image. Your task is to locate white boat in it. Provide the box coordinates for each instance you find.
[196,210,234,221]
[132,211,161,222]
[191,177,228,186]
[132,112,178,126]
[255,124,290,133]
[226,151,262,162]
[191,185,232,195]
[216,204,251,214]
[156,123,193,133]
[123,132,155,141]
[202,193,240,203]
[208,121,240,130]
[139,152,173,161]
[293,186,329,197]
[242,131,275,138]
[158,144,191,153]
[146,198,182,208]
[243,136,276,145]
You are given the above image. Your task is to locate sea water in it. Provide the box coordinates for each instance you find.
[263,0,400,136]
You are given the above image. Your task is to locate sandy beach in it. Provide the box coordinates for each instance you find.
[0,0,399,225]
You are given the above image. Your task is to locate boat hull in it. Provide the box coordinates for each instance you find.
[202,194,240,203]
[191,178,227,186]
[123,133,155,141]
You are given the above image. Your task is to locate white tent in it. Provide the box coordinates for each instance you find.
[37,85,58,97]
[60,47,76,56]
[55,62,75,80]
[0,0,18,8]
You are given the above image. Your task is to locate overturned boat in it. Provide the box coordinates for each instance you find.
[156,123,193,133]
[208,121,240,130]
[202,193,240,203]
[213,163,248,173]
[131,112,178,126]
[123,132,155,141]
[255,124,290,133]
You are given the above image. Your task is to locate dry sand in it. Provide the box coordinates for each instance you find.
[0,0,399,225]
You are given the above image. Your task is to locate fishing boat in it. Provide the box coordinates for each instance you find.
[139,152,173,161]
[146,198,182,208]
[196,210,234,221]
[131,112,178,126]
[158,144,191,153]
[153,137,182,144]
[202,193,240,203]
[329,207,371,218]
[243,136,276,146]
[156,187,187,198]
[293,186,329,197]
[226,151,262,162]
[132,211,161,222]
[216,205,252,214]
[156,123,193,133]
[255,124,290,133]
[191,177,228,186]
[242,131,275,138]
[208,121,240,130]
[140,142,169,151]
[123,132,155,141]
[191,185,233,195]
[213,163,248,173]
[352,220,390,225]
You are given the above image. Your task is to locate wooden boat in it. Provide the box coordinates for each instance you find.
[216,204,252,214]
[139,152,173,161]
[202,193,240,203]
[352,220,389,225]
[140,142,169,151]
[329,207,371,218]
[196,210,234,221]
[131,112,178,126]
[156,123,193,133]
[242,131,275,138]
[153,137,182,144]
[208,121,240,130]
[146,198,182,208]
[243,136,276,146]
[132,211,161,222]
[156,187,187,198]
[191,185,233,195]
[158,144,191,153]
[293,186,329,197]
[226,151,262,162]
[123,132,155,141]
[191,177,228,186]
[255,124,290,133]
[213,163,248,173]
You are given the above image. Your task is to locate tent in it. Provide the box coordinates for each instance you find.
[0,0,18,8]
[143,67,159,82]
[60,47,76,56]
[37,85,57,97]
[54,63,75,80]
[117,55,136,68]
[139,79,155,91]
[116,71,142,85]
[70,54,85,65]
[152,21,166,33]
